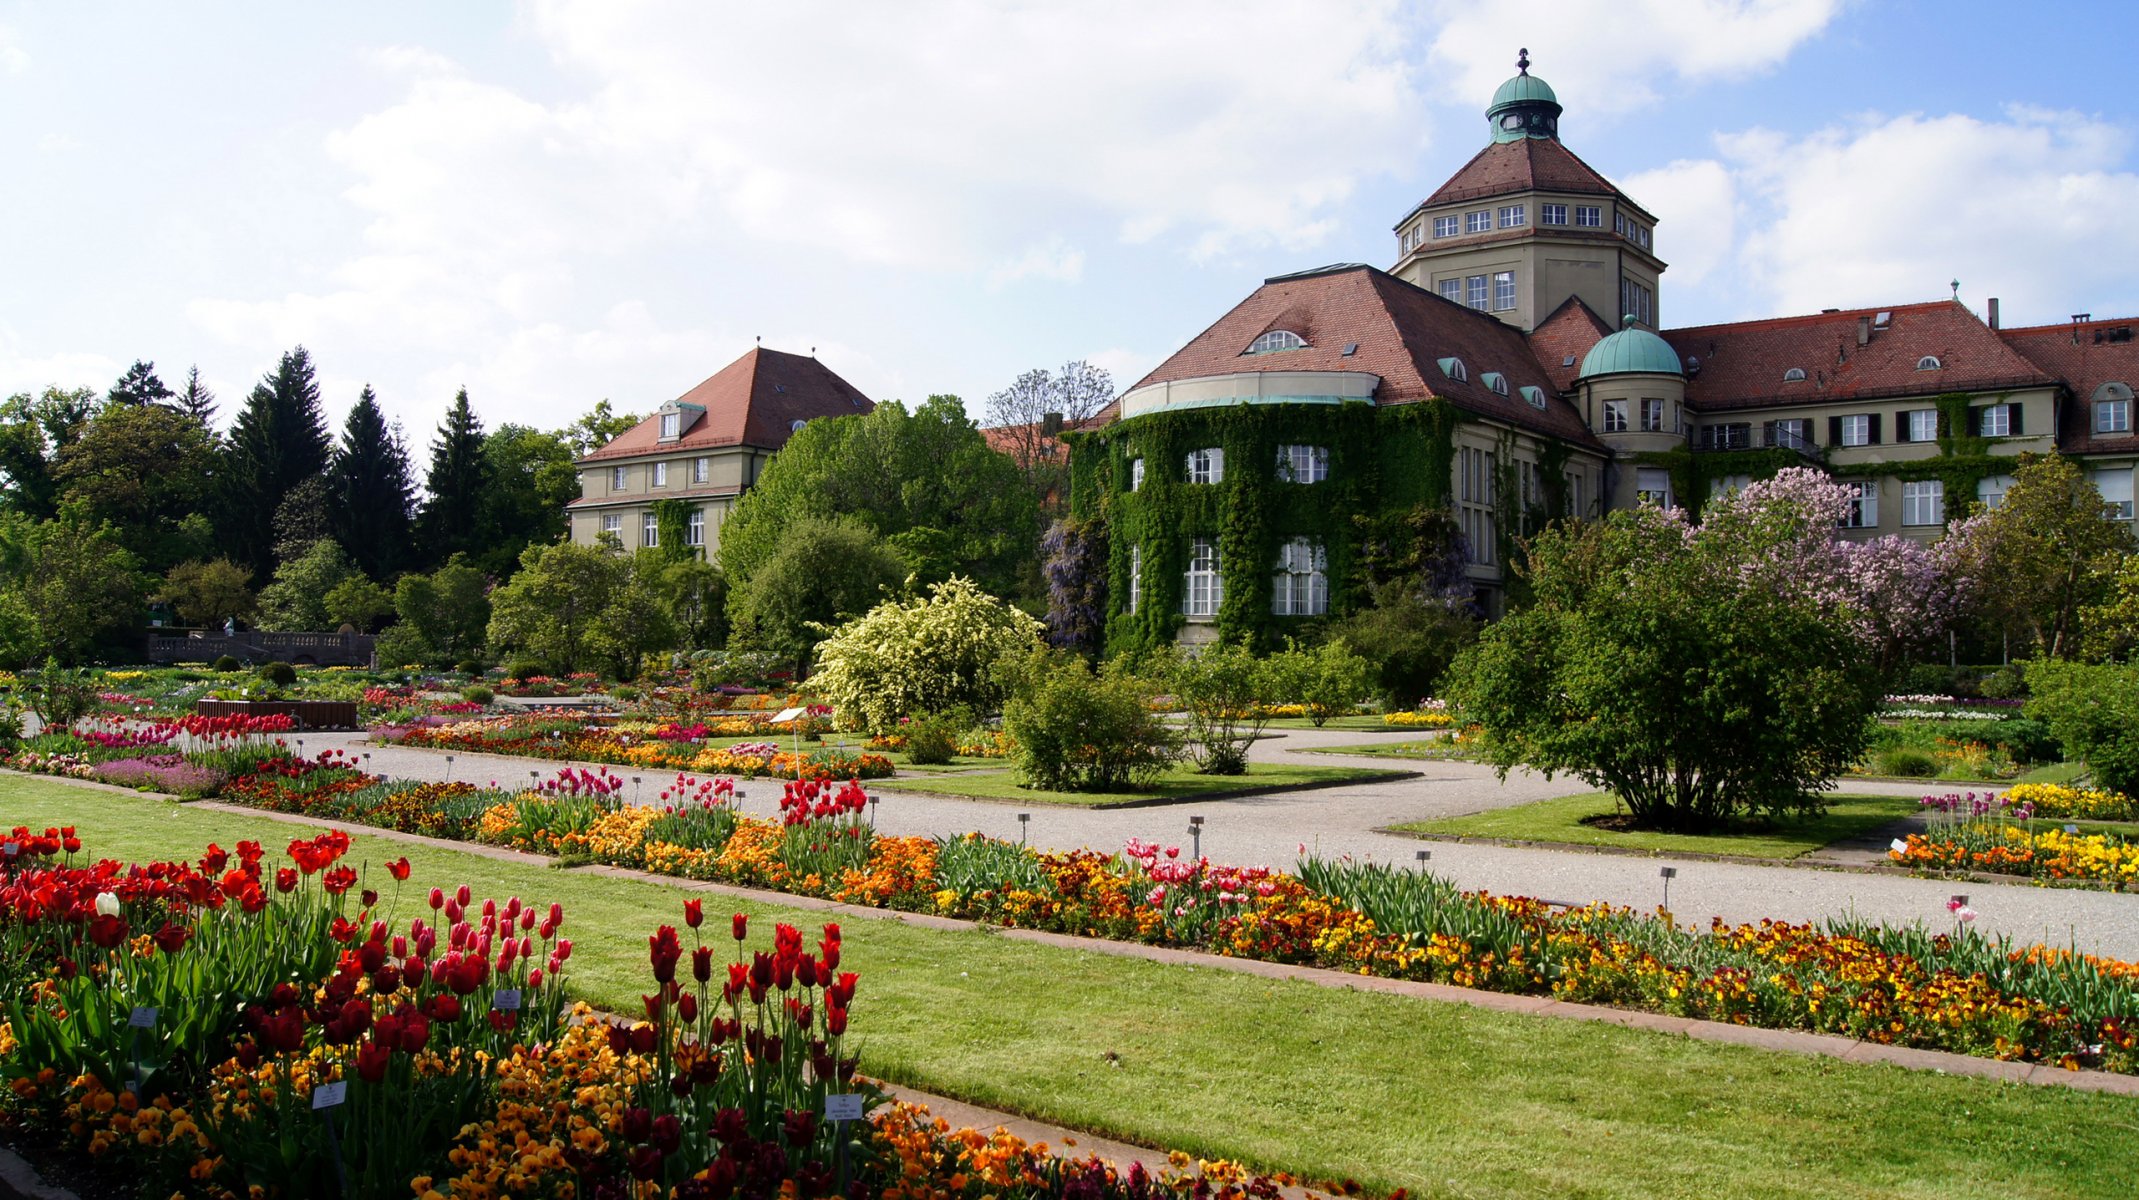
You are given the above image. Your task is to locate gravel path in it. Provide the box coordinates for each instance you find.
[309,728,2139,961]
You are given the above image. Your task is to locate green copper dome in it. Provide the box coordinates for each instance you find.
[1485,49,1563,143]
[1580,320,1684,378]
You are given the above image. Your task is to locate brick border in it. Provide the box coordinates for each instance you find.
[13,773,2136,1097]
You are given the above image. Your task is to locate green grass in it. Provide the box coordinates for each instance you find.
[2016,761,2089,786]
[6,779,2136,1199]
[1392,792,1920,860]
[1250,714,1411,732]
[883,762,1411,807]
[1296,737,1481,761]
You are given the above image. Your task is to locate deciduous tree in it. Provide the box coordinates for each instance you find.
[729,517,908,674]
[51,402,217,571]
[1942,453,2135,659]
[157,559,256,629]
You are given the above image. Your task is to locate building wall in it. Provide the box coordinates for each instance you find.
[1393,191,1664,331]
[567,445,767,557]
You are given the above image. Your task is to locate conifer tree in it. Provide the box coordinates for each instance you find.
[106,360,174,408]
[417,387,490,567]
[330,385,416,581]
[218,347,333,577]
[175,366,217,430]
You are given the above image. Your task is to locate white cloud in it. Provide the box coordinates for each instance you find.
[1082,347,1155,393]
[988,237,1086,288]
[1424,0,1844,116]
[0,323,119,395]
[1720,107,2139,323]
[0,25,27,76]
[1622,158,1736,289]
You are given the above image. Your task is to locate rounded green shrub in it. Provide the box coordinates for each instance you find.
[454,660,484,677]
[505,659,547,682]
[1874,748,1939,778]
[259,661,297,688]
[461,685,495,705]
[1003,654,1179,791]
[902,711,964,766]
[212,655,241,672]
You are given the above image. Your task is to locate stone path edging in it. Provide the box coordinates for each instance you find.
[882,768,1422,810]
[166,798,2139,1098]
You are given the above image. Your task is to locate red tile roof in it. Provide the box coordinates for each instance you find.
[1129,264,1600,447]
[2002,317,2139,454]
[1527,295,1613,392]
[577,348,872,462]
[1661,300,2055,413]
[1415,138,1652,219]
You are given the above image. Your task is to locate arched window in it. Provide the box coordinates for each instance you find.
[1916,355,1942,370]
[1481,371,1509,395]
[1520,385,1547,409]
[1271,539,1328,617]
[1182,539,1222,617]
[789,418,808,433]
[1438,357,1469,382]
[1782,367,1807,383]
[1247,330,1306,354]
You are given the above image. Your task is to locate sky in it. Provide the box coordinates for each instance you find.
[4,0,2138,443]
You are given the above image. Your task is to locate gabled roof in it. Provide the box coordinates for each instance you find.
[2002,317,2139,454]
[1660,300,2056,413]
[1527,296,1614,392]
[1128,264,1599,447]
[577,348,873,462]
[1414,137,1653,219]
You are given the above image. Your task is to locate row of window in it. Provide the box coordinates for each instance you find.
[1691,404,2031,451]
[1602,397,1680,434]
[1437,271,1517,313]
[609,458,713,490]
[1702,469,2139,528]
[1619,278,1653,326]
[1612,212,1652,250]
[599,508,711,548]
[1421,203,1608,245]
[1131,444,1331,490]
[1132,537,1330,619]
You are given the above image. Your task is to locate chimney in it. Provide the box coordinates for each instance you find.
[1987,297,2000,330]
[1042,411,1064,438]
[1856,316,1870,347]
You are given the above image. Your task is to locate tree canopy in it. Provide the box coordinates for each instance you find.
[219,347,332,577]
[331,385,416,580]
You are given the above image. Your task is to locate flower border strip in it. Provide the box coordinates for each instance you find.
[166,794,2139,1099]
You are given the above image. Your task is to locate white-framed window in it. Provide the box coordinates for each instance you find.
[1619,278,1653,325]
[1186,447,1224,484]
[1842,481,1879,528]
[600,513,622,537]
[693,456,709,483]
[1498,204,1526,228]
[1978,405,2010,437]
[1902,480,1945,526]
[1457,446,1495,566]
[659,411,680,439]
[1603,400,1628,433]
[652,461,669,487]
[1698,424,1750,451]
[1782,367,1808,383]
[2092,468,2135,521]
[1400,225,1421,253]
[1276,444,1329,484]
[643,511,660,547]
[2097,398,2132,434]
[1520,385,1546,409]
[1439,357,1469,382]
[1541,203,1567,225]
[1466,275,1488,310]
[1271,539,1329,617]
[1976,474,2015,510]
[1635,467,1672,509]
[1916,356,1942,371]
[1614,213,1627,236]
[1767,418,1812,450]
[1710,474,1753,499]
[1439,279,1463,302]
[1574,205,1601,227]
[611,465,628,490]
[1130,457,1145,491]
[686,507,705,547]
[1433,215,1459,239]
[1492,271,1516,311]
[1640,397,1665,432]
[1182,538,1221,617]
[1482,372,1509,396]
[1840,415,1871,447]
[1906,409,1939,442]
[1248,330,1306,354]
[1128,546,1142,615]
[1466,210,1492,234]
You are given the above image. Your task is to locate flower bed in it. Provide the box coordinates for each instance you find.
[0,830,1301,1199]
[375,714,894,780]
[2005,782,2139,822]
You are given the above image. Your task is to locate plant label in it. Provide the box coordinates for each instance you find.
[311,1081,348,1109]
[128,1007,158,1028]
[492,989,522,1011]
[3,843,17,857]
[823,1094,864,1122]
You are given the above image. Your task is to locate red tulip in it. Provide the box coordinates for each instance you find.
[151,921,190,956]
[731,912,748,942]
[385,857,411,882]
[683,898,703,928]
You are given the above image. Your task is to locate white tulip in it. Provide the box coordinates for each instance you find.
[94,891,121,917]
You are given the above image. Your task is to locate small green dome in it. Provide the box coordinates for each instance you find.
[1580,321,1683,379]
[1490,72,1558,111]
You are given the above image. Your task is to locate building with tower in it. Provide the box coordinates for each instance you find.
[1064,51,2139,653]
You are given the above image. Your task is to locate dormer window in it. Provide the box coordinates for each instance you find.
[2095,383,2133,434]
[789,419,807,434]
[1247,330,1306,355]
[1520,385,1547,409]
[1916,355,1942,370]
[656,402,702,443]
[1481,372,1509,396]
[1438,357,1469,383]
[1782,367,1808,383]
[660,411,680,439]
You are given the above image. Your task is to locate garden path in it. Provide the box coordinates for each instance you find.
[308,729,2139,961]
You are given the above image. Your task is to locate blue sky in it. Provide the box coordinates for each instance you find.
[3,1,2136,441]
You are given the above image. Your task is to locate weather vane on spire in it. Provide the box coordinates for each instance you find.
[1516,48,1530,74]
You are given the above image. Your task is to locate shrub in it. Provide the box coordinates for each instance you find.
[454,659,483,676]
[1873,748,1939,778]
[1981,716,2061,765]
[370,623,433,671]
[211,654,241,672]
[1003,655,1179,791]
[258,660,297,687]
[611,684,641,703]
[902,710,964,765]
[461,684,495,705]
[1979,665,2028,699]
[1900,662,1956,697]
[1277,639,1376,727]
[505,658,548,682]
[810,577,1045,734]
[2024,660,2139,796]
[1166,640,1285,775]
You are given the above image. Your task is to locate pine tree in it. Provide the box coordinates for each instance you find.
[175,366,218,430]
[218,347,334,577]
[107,360,174,408]
[331,385,416,580]
[417,387,490,567]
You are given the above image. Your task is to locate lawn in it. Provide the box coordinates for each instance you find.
[7,779,2136,1199]
[880,761,1413,807]
[1297,736,1482,761]
[1392,792,1919,860]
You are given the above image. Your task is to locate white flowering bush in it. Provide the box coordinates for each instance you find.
[809,577,1044,734]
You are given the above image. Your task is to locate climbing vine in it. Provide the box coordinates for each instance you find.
[650,499,697,561]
